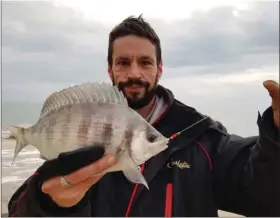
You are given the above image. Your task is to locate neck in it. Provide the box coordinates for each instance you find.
[136,96,156,119]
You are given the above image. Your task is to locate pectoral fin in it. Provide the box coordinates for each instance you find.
[122,157,149,190]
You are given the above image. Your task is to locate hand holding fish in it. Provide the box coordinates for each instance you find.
[263,80,280,128]
[41,155,116,208]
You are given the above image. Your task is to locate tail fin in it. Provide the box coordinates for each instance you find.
[5,125,28,165]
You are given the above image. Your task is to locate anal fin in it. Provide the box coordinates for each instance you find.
[122,157,149,190]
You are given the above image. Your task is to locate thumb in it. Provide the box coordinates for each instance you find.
[263,80,279,98]
[263,80,279,112]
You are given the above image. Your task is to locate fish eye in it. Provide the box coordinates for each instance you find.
[147,133,157,143]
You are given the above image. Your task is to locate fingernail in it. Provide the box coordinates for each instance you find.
[107,156,116,165]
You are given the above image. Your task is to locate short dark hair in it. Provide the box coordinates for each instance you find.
[107,14,162,67]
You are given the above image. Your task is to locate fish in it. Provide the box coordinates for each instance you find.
[5,82,169,189]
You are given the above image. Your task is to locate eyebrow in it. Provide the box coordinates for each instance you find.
[115,57,130,61]
[115,55,154,61]
[140,55,153,60]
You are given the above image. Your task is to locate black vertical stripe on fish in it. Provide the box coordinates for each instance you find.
[61,107,71,144]
[77,112,92,146]
[45,114,57,146]
[101,123,114,147]
[101,114,114,147]
[124,124,134,157]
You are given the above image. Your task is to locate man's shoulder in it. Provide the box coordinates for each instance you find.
[167,98,229,135]
[168,98,206,122]
[156,85,229,135]
[172,99,196,112]
[168,98,197,117]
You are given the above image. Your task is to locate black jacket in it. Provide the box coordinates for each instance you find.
[8,85,280,217]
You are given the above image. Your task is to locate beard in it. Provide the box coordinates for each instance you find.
[112,78,157,109]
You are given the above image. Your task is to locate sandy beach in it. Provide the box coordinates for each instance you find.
[1,138,242,217]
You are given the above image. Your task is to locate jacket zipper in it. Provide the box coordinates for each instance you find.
[165,183,173,217]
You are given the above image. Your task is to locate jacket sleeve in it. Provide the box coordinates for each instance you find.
[7,167,92,217]
[213,106,280,217]
[7,143,106,217]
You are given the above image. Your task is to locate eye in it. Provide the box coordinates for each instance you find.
[141,60,152,66]
[147,133,157,143]
[117,60,129,66]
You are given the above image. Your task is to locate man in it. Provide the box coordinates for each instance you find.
[8,15,280,217]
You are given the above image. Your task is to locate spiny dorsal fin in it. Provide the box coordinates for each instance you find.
[39,82,128,119]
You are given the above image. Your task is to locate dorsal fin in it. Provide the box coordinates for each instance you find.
[39,82,128,119]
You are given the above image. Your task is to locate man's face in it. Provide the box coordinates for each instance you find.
[108,35,162,109]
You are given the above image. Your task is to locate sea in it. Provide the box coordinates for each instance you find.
[1,101,43,138]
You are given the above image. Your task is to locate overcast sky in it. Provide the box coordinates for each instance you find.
[2,0,279,136]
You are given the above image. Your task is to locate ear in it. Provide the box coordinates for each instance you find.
[108,65,113,80]
[157,62,163,81]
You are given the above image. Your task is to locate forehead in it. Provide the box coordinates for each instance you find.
[112,35,156,59]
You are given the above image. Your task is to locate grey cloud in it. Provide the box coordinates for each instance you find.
[2,1,278,102]
[160,2,278,71]
[2,1,110,87]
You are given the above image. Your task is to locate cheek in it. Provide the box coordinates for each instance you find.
[111,71,126,85]
[143,69,159,85]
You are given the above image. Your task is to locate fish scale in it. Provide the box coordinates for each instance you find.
[5,82,169,189]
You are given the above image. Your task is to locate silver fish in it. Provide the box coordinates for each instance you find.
[6,82,169,189]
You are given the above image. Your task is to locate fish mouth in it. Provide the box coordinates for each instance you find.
[157,137,169,148]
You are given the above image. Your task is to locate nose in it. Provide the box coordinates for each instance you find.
[127,62,141,80]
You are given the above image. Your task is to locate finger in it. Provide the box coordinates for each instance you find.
[42,173,103,196]
[42,154,115,191]
[42,155,116,192]
[48,176,103,208]
[67,176,103,196]
[65,154,115,182]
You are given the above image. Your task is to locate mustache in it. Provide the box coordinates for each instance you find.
[118,79,150,89]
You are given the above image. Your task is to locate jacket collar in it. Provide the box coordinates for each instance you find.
[149,84,175,126]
